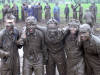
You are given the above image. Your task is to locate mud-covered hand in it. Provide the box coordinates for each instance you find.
[5,52,10,57]
[44,57,48,65]
[77,34,82,46]
[62,26,70,35]
[21,27,27,39]
[17,38,24,45]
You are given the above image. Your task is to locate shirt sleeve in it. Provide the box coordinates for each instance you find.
[40,32,48,60]
[36,25,46,35]
[0,32,7,58]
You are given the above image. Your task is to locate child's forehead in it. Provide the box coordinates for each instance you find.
[80,30,87,33]
[69,24,79,27]
[48,24,56,27]
[6,19,14,22]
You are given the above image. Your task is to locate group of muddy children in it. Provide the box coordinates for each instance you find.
[0,1,100,75]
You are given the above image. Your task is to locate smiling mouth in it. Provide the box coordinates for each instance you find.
[71,30,76,33]
[8,27,11,29]
[82,37,85,40]
[30,29,33,31]
[51,33,54,35]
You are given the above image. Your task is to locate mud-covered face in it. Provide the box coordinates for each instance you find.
[47,24,58,38]
[79,24,91,42]
[69,25,79,34]
[6,13,12,17]
[5,19,15,31]
[79,31,90,41]
[26,22,37,33]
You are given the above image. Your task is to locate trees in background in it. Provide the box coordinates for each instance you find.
[1,0,14,4]
[0,0,100,4]
[42,0,100,3]
[71,0,100,4]
[2,0,5,4]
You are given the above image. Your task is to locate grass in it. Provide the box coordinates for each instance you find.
[0,3,100,23]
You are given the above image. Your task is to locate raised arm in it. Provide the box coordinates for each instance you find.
[17,27,26,46]
[75,3,79,9]
[36,25,47,35]
[61,26,70,35]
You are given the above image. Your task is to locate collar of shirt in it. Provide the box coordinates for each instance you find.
[5,28,16,35]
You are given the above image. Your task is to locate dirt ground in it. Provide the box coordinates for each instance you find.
[0,19,100,75]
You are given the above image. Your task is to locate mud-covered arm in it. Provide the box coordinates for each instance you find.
[17,36,25,46]
[15,28,23,48]
[0,48,9,59]
[77,34,82,46]
[36,25,47,35]
[61,26,70,35]
[40,32,48,61]
[75,3,79,9]
[0,42,7,59]
[17,27,26,46]
[0,32,9,58]
[77,33,84,54]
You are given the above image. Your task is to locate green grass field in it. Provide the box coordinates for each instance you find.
[0,3,100,22]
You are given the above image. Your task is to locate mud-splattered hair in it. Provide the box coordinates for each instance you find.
[25,16,37,25]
